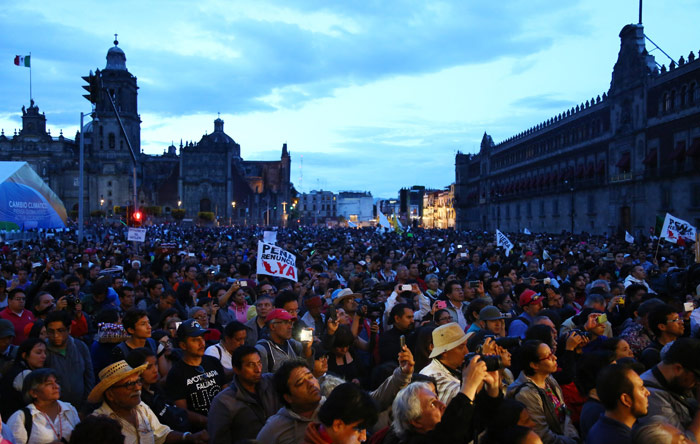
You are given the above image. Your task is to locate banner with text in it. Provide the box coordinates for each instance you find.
[496,229,514,256]
[257,241,298,282]
[660,213,697,245]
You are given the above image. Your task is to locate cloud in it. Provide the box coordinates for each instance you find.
[511,94,575,111]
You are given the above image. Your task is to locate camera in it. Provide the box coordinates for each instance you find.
[465,352,504,372]
[495,336,522,349]
[570,329,592,340]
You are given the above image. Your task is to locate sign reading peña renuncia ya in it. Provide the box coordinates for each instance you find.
[256,241,297,281]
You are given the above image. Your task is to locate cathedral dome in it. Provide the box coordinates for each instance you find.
[197,117,240,156]
[105,36,127,71]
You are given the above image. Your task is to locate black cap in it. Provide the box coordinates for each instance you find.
[663,338,700,377]
[176,319,207,341]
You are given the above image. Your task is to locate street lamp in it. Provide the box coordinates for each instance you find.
[177,199,181,208]
[231,201,236,226]
[100,195,105,207]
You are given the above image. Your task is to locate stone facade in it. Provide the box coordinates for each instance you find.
[298,190,337,225]
[455,24,700,236]
[0,39,292,225]
[422,185,455,229]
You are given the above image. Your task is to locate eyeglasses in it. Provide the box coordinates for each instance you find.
[112,378,144,390]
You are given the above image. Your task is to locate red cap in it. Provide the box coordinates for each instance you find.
[519,289,542,307]
[266,308,294,323]
[304,296,323,309]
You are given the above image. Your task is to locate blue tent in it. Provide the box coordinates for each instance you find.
[0,162,67,230]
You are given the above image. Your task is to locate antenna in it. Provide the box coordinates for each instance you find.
[638,0,642,24]
[299,154,303,193]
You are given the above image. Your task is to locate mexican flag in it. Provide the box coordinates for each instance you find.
[14,55,30,67]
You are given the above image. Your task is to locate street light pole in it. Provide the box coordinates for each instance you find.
[78,112,85,243]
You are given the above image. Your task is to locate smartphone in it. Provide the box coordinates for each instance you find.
[436,300,447,310]
[469,280,480,288]
[300,328,313,342]
[460,253,468,258]
[239,280,247,287]
[597,313,608,324]
[401,284,412,292]
[457,244,463,249]
[685,302,695,312]
[400,334,406,349]
[174,321,182,330]
[543,278,551,285]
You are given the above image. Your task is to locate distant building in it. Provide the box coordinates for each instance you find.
[399,186,427,226]
[423,185,455,229]
[298,190,337,225]
[455,24,700,235]
[0,38,293,225]
[337,191,373,224]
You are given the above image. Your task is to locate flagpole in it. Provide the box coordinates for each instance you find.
[29,51,32,102]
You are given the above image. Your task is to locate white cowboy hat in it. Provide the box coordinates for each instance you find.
[429,322,469,359]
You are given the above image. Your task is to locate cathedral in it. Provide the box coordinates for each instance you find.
[0,39,293,226]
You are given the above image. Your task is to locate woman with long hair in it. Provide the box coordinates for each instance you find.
[0,338,47,419]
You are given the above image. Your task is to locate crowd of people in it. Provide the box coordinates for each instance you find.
[0,222,698,444]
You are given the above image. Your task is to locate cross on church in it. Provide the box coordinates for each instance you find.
[114,33,119,46]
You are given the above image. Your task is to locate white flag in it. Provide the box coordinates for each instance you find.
[378,211,391,229]
[263,230,277,244]
[496,229,514,256]
[625,231,635,244]
[523,228,531,235]
[660,213,697,244]
[257,241,298,282]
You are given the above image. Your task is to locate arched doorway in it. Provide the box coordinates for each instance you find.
[200,199,211,212]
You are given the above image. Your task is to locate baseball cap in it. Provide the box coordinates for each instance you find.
[519,289,542,307]
[663,338,700,377]
[479,305,505,321]
[266,308,294,323]
[0,319,15,338]
[176,319,207,341]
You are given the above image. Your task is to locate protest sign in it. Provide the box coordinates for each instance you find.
[257,241,297,281]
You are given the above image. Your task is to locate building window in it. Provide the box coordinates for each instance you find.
[109,133,115,149]
[587,194,595,214]
[516,204,521,218]
[539,200,545,216]
[692,184,700,208]
[661,187,671,210]
[526,202,532,218]
[553,199,559,216]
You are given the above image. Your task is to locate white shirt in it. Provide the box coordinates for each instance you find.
[92,401,171,444]
[7,401,80,444]
[205,343,232,370]
[419,358,462,405]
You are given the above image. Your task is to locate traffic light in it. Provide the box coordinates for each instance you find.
[81,69,102,104]
[131,210,142,227]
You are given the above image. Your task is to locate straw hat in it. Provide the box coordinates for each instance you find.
[429,322,469,359]
[87,360,147,403]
